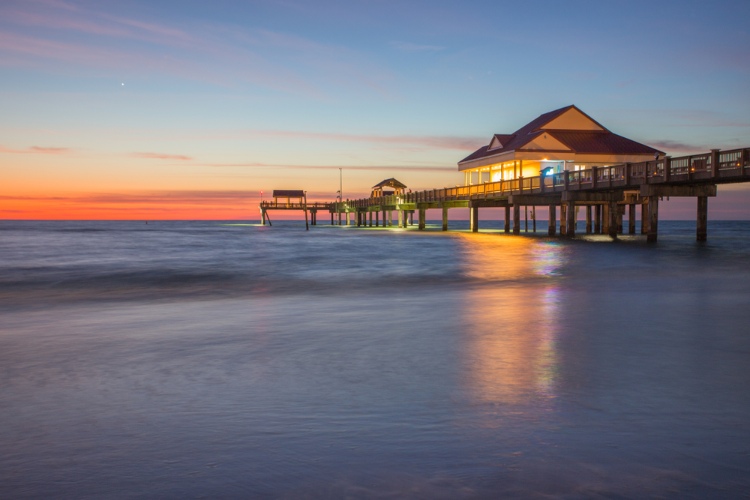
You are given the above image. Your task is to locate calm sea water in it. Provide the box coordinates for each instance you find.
[2,219,750,498]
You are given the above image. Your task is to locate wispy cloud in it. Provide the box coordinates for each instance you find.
[203,162,455,173]
[648,140,709,154]
[243,129,484,151]
[0,144,72,154]
[131,152,193,161]
[0,1,392,98]
[0,190,252,204]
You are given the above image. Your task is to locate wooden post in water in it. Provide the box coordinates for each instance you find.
[418,207,426,230]
[524,206,528,232]
[628,204,636,234]
[616,205,623,234]
[697,196,708,241]
[560,203,567,235]
[375,210,380,227]
[602,204,609,234]
[647,196,659,243]
[442,206,449,231]
[532,206,536,232]
[566,201,576,237]
[608,201,618,238]
[304,193,309,231]
[595,205,601,234]
[641,200,649,234]
[470,203,479,233]
[548,204,556,236]
[585,205,592,234]
[504,206,511,233]
[513,204,521,234]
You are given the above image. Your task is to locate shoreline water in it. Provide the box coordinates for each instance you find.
[2,220,750,498]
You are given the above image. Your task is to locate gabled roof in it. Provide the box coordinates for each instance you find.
[459,105,663,164]
[372,178,407,189]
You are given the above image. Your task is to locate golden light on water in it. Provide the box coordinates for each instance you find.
[458,234,563,406]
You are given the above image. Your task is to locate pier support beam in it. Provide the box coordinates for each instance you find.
[513,204,521,234]
[566,201,576,237]
[442,206,449,231]
[628,204,636,234]
[560,204,567,235]
[418,208,426,230]
[697,196,708,242]
[470,204,479,233]
[641,201,648,234]
[548,204,556,236]
[504,206,511,233]
[647,196,659,243]
[608,201,619,239]
[595,205,601,234]
[586,206,592,234]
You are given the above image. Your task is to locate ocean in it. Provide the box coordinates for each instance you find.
[2,219,750,498]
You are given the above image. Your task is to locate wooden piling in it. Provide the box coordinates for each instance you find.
[548,204,556,236]
[504,206,511,233]
[647,196,659,243]
[608,201,618,238]
[566,201,576,237]
[697,196,708,241]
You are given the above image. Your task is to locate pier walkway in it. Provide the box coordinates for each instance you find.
[261,147,750,241]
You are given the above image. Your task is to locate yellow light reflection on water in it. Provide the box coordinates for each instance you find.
[457,234,563,408]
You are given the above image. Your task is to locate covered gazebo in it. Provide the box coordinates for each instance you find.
[370,178,407,198]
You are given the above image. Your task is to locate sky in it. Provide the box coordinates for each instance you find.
[1,0,749,220]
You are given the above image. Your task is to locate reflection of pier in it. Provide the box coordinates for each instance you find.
[332,147,750,242]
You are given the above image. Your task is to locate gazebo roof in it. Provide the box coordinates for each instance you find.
[372,178,407,189]
[272,190,305,198]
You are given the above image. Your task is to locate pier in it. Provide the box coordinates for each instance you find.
[262,147,750,242]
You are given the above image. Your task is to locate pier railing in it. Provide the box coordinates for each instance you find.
[339,147,750,209]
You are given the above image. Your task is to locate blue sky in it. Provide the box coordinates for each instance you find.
[1,0,749,219]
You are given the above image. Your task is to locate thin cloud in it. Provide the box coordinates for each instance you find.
[131,152,193,161]
[648,140,709,154]
[0,2,393,99]
[244,129,484,150]
[203,162,455,173]
[0,144,71,154]
[0,190,252,204]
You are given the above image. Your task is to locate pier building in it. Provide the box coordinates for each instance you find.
[458,105,664,186]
